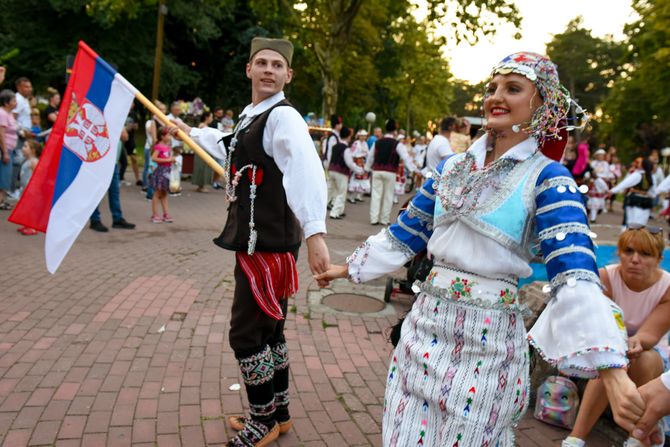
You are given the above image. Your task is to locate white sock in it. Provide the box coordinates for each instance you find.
[562,437,585,447]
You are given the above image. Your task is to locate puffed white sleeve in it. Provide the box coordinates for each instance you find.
[348,159,442,283]
[610,171,642,194]
[528,162,629,379]
[266,107,327,239]
[189,127,228,160]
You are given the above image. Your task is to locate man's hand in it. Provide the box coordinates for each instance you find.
[169,119,191,141]
[601,368,646,433]
[632,376,670,445]
[306,233,330,283]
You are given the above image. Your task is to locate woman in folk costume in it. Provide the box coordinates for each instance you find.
[348,129,371,203]
[316,52,644,446]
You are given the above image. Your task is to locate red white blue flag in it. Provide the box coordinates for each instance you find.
[9,41,136,273]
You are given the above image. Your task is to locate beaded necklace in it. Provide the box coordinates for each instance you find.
[222,116,259,255]
[436,152,519,216]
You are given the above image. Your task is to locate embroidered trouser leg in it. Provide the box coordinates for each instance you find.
[229,251,296,424]
[270,338,290,422]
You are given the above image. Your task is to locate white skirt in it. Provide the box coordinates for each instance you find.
[383,265,530,447]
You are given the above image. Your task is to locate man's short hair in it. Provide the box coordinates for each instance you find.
[385,119,397,132]
[340,126,351,139]
[440,116,457,132]
[15,77,30,88]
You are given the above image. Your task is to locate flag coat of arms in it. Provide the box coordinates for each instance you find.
[9,41,136,273]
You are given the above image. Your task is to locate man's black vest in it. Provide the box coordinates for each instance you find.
[214,100,302,253]
[328,142,351,176]
[372,137,400,172]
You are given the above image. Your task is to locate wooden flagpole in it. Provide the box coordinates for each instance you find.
[134,91,225,177]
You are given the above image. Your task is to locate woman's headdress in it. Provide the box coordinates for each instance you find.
[489,52,588,152]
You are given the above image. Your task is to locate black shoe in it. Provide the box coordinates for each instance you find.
[347,199,356,204]
[371,222,380,226]
[90,221,109,232]
[135,181,143,186]
[112,218,136,229]
[329,215,341,220]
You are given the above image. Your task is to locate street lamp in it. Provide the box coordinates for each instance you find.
[365,112,376,133]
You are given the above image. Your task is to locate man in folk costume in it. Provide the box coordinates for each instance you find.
[366,119,420,225]
[172,37,329,447]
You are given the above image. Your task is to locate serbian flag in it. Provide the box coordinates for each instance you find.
[9,41,136,273]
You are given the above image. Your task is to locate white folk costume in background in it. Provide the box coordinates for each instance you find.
[366,123,419,225]
[587,177,609,223]
[348,131,371,201]
[610,157,656,227]
[190,38,327,447]
[346,53,628,446]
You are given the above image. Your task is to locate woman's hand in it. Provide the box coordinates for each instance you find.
[627,336,643,359]
[600,368,646,433]
[1,151,8,165]
[314,264,349,288]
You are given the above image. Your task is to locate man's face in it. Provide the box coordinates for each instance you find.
[374,128,382,138]
[246,49,293,102]
[170,105,180,117]
[214,109,223,119]
[18,81,33,97]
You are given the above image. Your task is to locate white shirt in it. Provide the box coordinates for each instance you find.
[350,140,369,159]
[189,91,327,239]
[13,93,31,130]
[425,134,453,172]
[662,370,670,391]
[413,143,427,168]
[323,130,340,164]
[365,133,418,173]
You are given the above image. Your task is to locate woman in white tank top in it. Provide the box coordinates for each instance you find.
[564,226,670,447]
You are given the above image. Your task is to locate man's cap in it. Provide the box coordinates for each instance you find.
[249,37,294,66]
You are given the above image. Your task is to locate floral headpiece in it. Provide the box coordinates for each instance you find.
[489,52,588,147]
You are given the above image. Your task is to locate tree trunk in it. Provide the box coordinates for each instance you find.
[321,72,339,121]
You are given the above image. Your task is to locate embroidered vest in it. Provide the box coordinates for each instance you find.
[433,151,553,261]
[372,137,400,172]
[328,142,351,176]
[214,100,303,253]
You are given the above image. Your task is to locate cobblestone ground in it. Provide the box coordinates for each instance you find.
[0,180,636,446]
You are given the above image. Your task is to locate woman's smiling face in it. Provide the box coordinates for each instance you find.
[483,73,542,133]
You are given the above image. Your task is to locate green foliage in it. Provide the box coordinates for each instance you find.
[600,0,670,152]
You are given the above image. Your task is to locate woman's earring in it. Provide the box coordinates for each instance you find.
[512,124,520,133]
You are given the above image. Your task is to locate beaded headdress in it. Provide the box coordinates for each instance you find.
[489,52,588,147]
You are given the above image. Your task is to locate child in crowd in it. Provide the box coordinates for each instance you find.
[30,109,43,143]
[348,129,370,203]
[150,127,175,223]
[16,139,41,235]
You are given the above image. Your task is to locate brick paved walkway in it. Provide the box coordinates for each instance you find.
[0,181,633,446]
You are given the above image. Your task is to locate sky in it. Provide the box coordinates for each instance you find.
[418,0,637,83]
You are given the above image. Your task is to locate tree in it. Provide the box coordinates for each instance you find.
[250,0,520,120]
[600,0,670,152]
[546,17,626,119]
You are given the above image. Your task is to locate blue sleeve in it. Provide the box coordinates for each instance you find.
[535,162,600,290]
[386,158,446,256]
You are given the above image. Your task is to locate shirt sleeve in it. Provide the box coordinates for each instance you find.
[610,171,642,194]
[397,143,418,173]
[344,149,364,174]
[265,106,327,239]
[528,162,628,378]
[662,371,670,391]
[348,159,442,283]
[365,144,375,171]
[189,127,228,160]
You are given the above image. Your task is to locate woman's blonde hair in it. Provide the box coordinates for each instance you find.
[617,228,665,259]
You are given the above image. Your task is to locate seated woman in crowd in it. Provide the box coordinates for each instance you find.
[564,226,670,447]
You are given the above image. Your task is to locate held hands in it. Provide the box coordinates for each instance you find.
[632,377,670,445]
[306,234,331,287]
[168,119,191,141]
[600,368,646,433]
[314,264,349,288]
